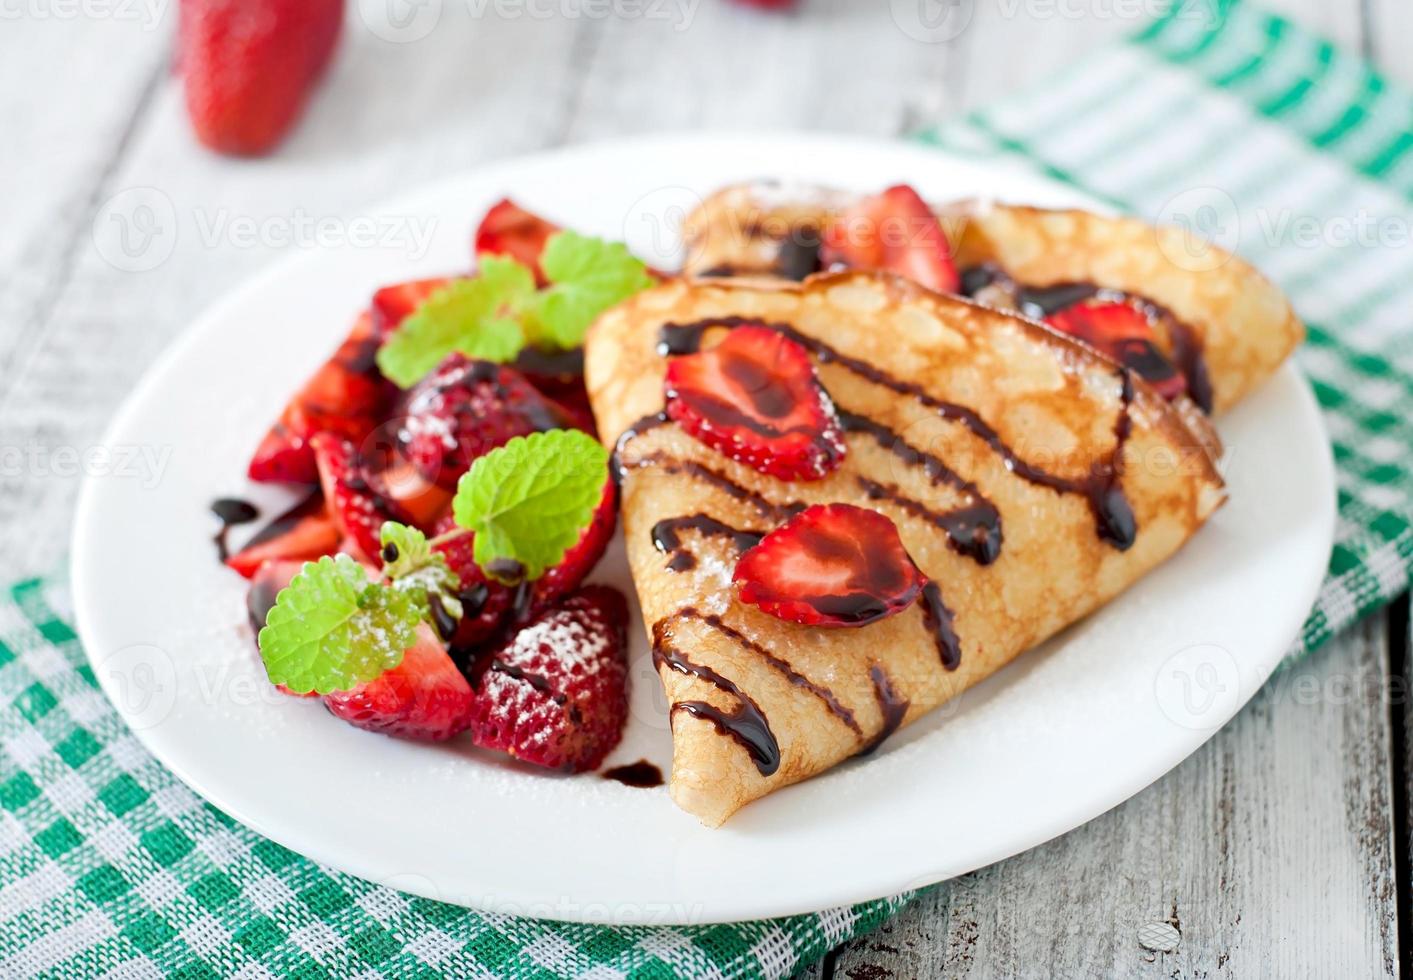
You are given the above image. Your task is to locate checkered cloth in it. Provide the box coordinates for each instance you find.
[3,3,1410,976]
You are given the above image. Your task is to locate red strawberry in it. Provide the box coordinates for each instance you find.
[531,478,617,609]
[248,313,391,485]
[1043,301,1187,400]
[665,325,846,482]
[310,432,399,563]
[179,0,343,157]
[821,184,959,294]
[245,559,317,697]
[431,513,519,651]
[370,277,457,340]
[467,586,629,772]
[324,626,475,741]
[734,504,926,627]
[393,356,571,490]
[226,495,340,578]
[474,199,561,284]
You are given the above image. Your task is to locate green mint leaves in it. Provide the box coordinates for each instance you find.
[376,232,653,389]
[257,554,423,695]
[376,257,534,388]
[451,429,609,583]
[526,231,656,350]
[379,523,464,622]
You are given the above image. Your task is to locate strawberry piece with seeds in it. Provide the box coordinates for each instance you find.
[665,325,846,482]
[467,586,629,772]
[324,625,475,741]
[248,313,391,485]
[370,277,457,340]
[310,432,400,564]
[1043,301,1187,400]
[734,504,926,627]
[530,478,617,610]
[394,355,571,490]
[179,0,343,157]
[821,184,959,294]
[474,199,561,284]
[431,513,519,651]
[225,495,340,578]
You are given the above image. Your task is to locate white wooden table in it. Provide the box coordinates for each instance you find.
[3,2,1409,976]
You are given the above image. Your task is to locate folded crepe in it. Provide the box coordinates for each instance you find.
[681,181,1304,415]
[585,271,1226,826]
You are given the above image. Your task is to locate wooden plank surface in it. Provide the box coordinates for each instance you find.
[0,2,1403,977]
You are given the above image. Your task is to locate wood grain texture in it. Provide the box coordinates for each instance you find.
[0,2,1402,977]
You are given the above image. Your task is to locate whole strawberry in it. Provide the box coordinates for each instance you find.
[467,587,629,772]
[180,0,343,156]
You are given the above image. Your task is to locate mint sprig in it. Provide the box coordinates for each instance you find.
[451,429,608,583]
[380,523,464,621]
[376,231,653,389]
[258,555,423,695]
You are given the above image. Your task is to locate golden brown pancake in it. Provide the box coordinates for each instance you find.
[682,181,1303,415]
[586,271,1226,826]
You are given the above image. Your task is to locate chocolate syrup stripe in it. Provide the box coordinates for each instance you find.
[657,318,1137,551]
[858,665,910,757]
[651,514,765,572]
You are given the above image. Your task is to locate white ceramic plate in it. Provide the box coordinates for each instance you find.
[71,133,1335,926]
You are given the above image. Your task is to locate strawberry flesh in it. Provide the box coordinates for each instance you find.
[1043,301,1187,400]
[474,199,560,284]
[392,355,571,490]
[734,503,926,627]
[665,325,845,482]
[245,559,317,698]
[324,625,475,741]
[821,184,960,294]
[310,432,399,564]
[225,494,340,578]
[466,586,629,772]
[248,313,391,485]
[370,277,457,340]
[180,0,343,157]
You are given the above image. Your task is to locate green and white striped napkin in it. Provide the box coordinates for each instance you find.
[3,2,1410,976]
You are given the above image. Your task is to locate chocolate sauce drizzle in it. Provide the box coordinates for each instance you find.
[651,514,764,572]
[657,318,1137,551]
[210,498,259,563]
[858,665,910,756]
[920,582,963,671]
[602,760,664,788]
[653,616,780,776]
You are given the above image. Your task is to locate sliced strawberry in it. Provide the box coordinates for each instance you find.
[734,504,925,627]
[821,184,959,294]
[324,625,475,741]
[1043,301,1187,400]
[225,494,340,578]
[310,432,399,563]
[431,512,519,651]
[393,355,571,490]
[248,313,392,485]
[531,478,617,610]
[474,199,560,284]
[513,347,597,436]
[370,276,457,340]
[244,559,317,697]
[665,325,845,482]
[467,586,629,772]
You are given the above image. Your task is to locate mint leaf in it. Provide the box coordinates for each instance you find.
[451,429,609,582]
[376,257,536,387]
[379,522,463,621]
[257,555,422,695]
[527,231,655,349]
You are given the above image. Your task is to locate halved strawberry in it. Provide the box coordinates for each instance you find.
[1043,301,1187,400]
[474,199,560,284]
[310,432,399,563]
[821,184,959,294]
[466,586,629,772]
[248,313,392,484]
[431,512,518,651]
[664,325,845,482]
[370,276,457,340]
[225,494,340,578]
[324,625,475,741]
[531,477,617,610]
[734,503,925,627]
[393,355,571,490]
